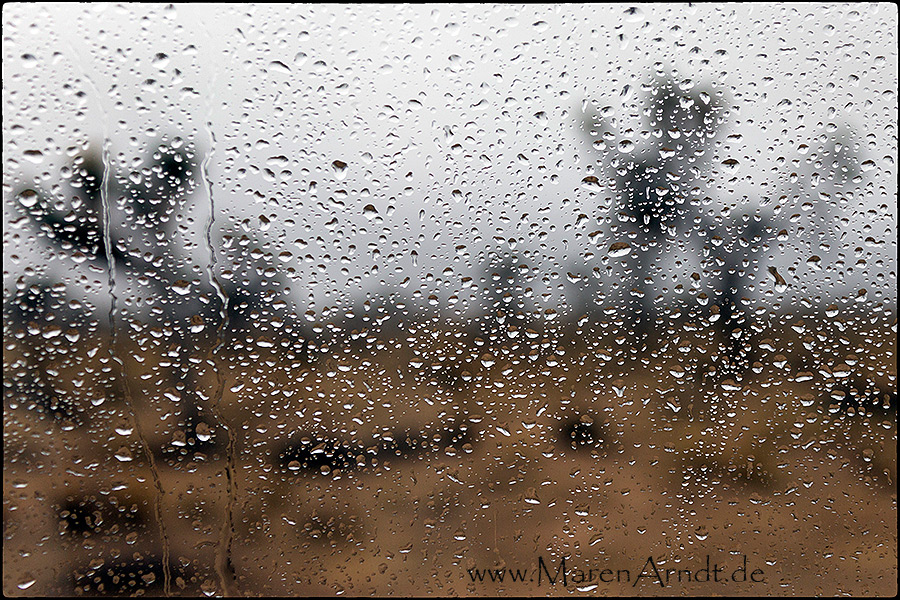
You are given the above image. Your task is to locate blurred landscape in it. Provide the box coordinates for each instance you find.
[3,3,897,597]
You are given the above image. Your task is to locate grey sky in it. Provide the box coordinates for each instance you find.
[4,3,897,319]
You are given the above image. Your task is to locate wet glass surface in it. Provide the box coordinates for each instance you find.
[3,4,897,596]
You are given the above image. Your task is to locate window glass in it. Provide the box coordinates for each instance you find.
[3,4,896,596]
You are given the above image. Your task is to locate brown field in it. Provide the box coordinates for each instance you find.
[3,313,897,596]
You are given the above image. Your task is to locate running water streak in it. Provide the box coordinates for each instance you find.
[197,17,239,595]
[71,38,174,598]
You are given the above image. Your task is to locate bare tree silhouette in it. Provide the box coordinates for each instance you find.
[584,70,727,333]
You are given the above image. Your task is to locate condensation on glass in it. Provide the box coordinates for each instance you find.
[3,4,896,597]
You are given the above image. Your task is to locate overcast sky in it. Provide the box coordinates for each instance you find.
[3,3,897,319]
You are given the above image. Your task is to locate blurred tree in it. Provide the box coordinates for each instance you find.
[476,249,536,345]
[607,71,726,331]
[4,279,88,331]
[15,152,125,267]
[216,224,296,343]
[711,209,775,366]
[340,288,417,345]
[8,140,209,437]
[13,141,201,293]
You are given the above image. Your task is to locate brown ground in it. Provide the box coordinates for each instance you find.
[3,315,897,596]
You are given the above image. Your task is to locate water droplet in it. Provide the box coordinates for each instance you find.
[721,158,740,173]
[171,280,192,295]
[196,422,212,442]
[152,52,170,68]
[114,446,133,462]
[17,189,39,208]
[768,266,788,293]
[609,241,631,257]
[332,160,348,180]
[190,315,205,333]
[17,575,36,590]
[581,175,601,189]
[268,60,291,75]
[624,6,644,22]
[22,150,44,164]
[832,364,851,378]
